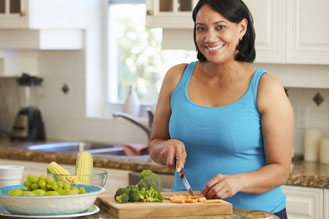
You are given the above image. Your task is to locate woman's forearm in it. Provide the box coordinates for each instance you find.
[235,162,290,194]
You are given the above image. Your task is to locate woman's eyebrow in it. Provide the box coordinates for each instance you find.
[196,20,227,26]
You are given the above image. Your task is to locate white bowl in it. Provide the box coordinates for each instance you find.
[0,184,105,215]
[0,165,24,187]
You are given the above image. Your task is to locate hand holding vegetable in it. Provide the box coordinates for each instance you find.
[160,139,186,171]
[200,174,242,199]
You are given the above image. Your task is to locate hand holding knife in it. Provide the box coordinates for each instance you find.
[178,168,194,196]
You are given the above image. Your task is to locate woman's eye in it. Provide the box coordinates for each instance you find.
[216,25,226,30]
[196,26,206,32]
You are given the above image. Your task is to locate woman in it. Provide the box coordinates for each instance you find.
[149,0,293,218]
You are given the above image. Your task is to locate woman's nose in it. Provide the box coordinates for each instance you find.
[204,29,217,43]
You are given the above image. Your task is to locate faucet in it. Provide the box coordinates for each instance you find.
[112,112,152,141]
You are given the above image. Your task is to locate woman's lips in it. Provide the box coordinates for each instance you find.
[206,44,224,52]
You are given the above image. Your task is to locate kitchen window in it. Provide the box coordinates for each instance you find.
[107,0,196,106]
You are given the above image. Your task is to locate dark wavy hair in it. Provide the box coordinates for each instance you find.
[192,0,256,63]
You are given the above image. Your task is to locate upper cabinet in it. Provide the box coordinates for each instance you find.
[243,0,285,64]
[0,0,86,29]
[0,0,86,50]
[146,0,329,65]
[145,0,197,29]
[286,0,329,64]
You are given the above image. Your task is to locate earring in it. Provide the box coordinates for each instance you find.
[240,37,243,41]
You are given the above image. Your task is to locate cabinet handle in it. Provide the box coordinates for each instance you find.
[146,9,153,16]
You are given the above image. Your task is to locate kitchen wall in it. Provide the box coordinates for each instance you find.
[0,50,329,156]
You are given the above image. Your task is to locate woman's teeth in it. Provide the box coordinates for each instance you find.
[207,44,224,51]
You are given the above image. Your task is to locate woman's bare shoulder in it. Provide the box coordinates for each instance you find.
[257,73,289,112]
[162,63,189,91]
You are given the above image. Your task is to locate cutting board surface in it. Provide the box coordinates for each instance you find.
[97,191,232,218]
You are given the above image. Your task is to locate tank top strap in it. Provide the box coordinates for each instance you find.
[249,68,267,105]
[175,61,198,91]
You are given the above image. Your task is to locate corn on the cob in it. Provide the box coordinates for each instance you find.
[75,152,93,185]
[48,161,80,184]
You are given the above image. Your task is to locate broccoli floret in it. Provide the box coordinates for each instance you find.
[137,170,163,192]
[115,193,129,203]
[129,187,145,202]
[114,187,126,199]
[144,186,163,202]
[114,170,163,203]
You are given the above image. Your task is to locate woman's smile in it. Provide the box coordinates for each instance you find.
[206,44,225,53]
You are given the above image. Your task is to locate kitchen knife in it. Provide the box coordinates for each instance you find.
[179,168,194,196]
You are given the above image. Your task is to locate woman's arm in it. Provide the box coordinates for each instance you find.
[201,73,294,198]
[149,64,188,171]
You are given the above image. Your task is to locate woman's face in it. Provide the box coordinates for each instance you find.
[195,4,246,64]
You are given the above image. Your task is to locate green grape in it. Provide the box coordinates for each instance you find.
[45,191,60,196]
[46,177,54,184]
[31,176,38,183]
[50,182,58,190]
[27,174,35,181]
[39,174,46,181]
[46,183,53,190]
[56,188,65,195]
[56,181,64,189]
[32,189,45,196]
[23,180,31,187]
[79,187,86,194]
[21,191,36,196]
[63,190,76,195]
[63,183,71,191]
[8,189,23,196]
[38,179,46,188]
[69,186,79,195]
[30,183,39,190]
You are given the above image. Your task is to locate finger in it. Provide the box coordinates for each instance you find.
[166,147,176,169]
[175,145,186,172]
[206,183,225,199]
[200,174,223,196]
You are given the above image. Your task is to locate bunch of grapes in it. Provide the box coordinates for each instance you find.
[8,174,86,196]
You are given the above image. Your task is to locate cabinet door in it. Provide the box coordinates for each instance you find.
[324,189,329,219]
[0,0,29,28]
[146,0,197,29]
[244,0,285,63]
[282,185,323,219]
[286,0,329,64]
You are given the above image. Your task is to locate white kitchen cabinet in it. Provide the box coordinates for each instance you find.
[282,185,323,219]
[244,0,285,64]
[324,189,329,219]
[145,0,198,29]
[286,0,329,64]
[0,0,86,29]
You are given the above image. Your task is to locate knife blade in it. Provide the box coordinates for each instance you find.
[179,168,194,196]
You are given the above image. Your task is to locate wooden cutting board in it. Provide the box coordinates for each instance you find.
[96,191,232,218]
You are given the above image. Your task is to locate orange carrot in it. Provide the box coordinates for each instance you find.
[202,199,222,203]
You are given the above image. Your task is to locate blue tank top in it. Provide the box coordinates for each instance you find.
[169,61,285,213]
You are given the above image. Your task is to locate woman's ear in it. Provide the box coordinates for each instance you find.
[239,18,248,39]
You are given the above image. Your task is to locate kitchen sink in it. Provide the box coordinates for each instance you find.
[20,141,126,156]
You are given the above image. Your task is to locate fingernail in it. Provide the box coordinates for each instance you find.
[176,167,181,172]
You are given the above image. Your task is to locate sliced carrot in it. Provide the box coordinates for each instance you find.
[170,199,185,204]
[202,199,222,203]
[185,199,198,203]
[163,196,171,200]
[198,197,207,202]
